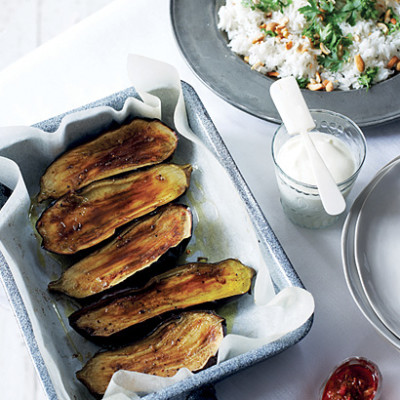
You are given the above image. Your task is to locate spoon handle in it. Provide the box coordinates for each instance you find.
[301,132,346,216]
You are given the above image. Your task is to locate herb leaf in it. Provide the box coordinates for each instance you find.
[260,28,278,36]
[299,0,379,72]
[388,9,400,34]
[298,0,320,19]
[358,66,379,89]
[340,0,379,25]
[296,77,309,88]
[242,0,292,13]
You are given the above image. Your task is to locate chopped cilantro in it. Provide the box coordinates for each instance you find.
[388,9,400,34]
[298,0,321,20]
[296,77,309,88]
[318,33,353,71]
[299,0,380,72]
[242,0,292,13]
[358,66,379,89]
[260,28,278,36]
[340,0,379,26]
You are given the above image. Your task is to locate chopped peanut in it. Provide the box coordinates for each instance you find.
[307,83,324,91]
[354,54,365,72]
[377,22,389,35]
[325,81,334,92]
[338,44,344,58]
[267,71,279,77]
[320,42,331,55]
[285,41,293,50]
[266,22,278,32]
[252,34,265,44]
[387,56,399,69]
[296,44,308,53]
[251,61,264,70]
[384,9,392,24]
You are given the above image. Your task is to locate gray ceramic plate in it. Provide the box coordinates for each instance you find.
[170,0,400,127]
[342,157,400,351]
[354,160,400,340]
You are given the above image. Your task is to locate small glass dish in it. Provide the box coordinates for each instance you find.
[319,357,382,400]
[271,109,366,229]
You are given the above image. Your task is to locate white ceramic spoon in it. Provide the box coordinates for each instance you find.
[270,76,346,216]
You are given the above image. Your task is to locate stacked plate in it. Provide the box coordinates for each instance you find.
[342,156,400,349]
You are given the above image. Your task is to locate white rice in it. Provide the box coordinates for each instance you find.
[218,0,400,90]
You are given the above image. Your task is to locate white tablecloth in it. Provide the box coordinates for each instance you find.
[0,1,399,399]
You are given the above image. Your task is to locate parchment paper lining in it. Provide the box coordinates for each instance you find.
[0,55,314,400]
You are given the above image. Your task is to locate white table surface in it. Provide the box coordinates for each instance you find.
[0,0,400,399]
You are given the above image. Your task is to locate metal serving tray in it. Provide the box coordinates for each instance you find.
[0,82,312,400]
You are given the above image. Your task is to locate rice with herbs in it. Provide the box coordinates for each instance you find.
[218,0,400,90]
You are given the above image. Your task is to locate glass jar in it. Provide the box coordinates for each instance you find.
[271,109,366,229]
[320,357,382,400]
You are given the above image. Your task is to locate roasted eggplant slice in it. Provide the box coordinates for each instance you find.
[38,118,178,202]
[69,259,254,341]
[48,204,193,298]
[76,311,225,396]
[36,163,192,255]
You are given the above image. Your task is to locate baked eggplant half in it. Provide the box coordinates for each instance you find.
[36,163,192,255]
[76,311,225,397]
[38,118,178,202]
[48,204,193,298]
[69,259,254,341]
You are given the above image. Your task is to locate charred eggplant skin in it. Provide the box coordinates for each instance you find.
[76,311,225,397]
[36,163,192,255]
[69,259,254,342]
[38,118,178,202]
[48,204,193,299]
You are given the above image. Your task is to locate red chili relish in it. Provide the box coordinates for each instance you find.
[321,358,380,400]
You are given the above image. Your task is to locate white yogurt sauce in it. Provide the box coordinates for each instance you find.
[277,131,356,185]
